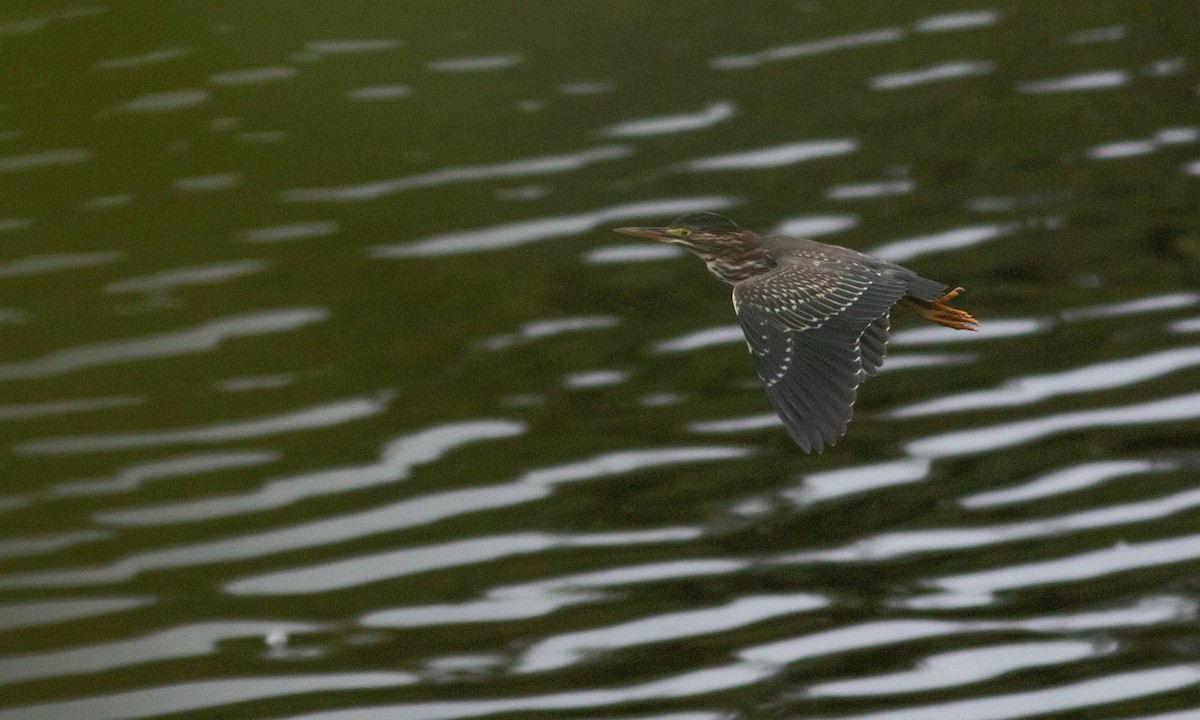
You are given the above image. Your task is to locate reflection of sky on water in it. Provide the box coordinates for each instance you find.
[4,2,1199,718]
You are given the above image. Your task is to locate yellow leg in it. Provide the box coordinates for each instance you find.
[903,287,980,331]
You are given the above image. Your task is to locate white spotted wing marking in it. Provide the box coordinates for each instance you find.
[732,262,907,452]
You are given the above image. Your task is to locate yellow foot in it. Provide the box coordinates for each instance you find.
[907,287,980,331]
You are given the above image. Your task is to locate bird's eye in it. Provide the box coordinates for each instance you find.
[670,228,692,238]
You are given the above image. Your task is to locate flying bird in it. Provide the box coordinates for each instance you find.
[615,212,978,452]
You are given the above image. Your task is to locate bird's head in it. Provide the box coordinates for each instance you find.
[613,212,749,256]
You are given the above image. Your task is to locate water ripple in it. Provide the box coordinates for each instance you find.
[104,259,269,295]
[710,28,904,70]
[516,593,828,673]
[598,101,736,138]
[95,420,524,525]
[0,596,153,632]
[906,390,1200,458]
[50,451,278,499]
[0,395,144,421]
[226,527,701,595]
[914,11,1001,32]
[821,665,1200,720]
[0,673,415,720]
[681,139,857,171]
[93,47,192,70]
[870,223,1017,262]
[426,55,522,72]
[361,558,749,627]
[0,620,322,686]
[0,251,123,278]
[103,89,209,114]
[482,316,619,350]
[15,392,389,456]
[826,179,915,200]
[0,308,328,381]
[371,197,735,257]
[891,345,1200,417]
[1018,70,1129,93]
[961,459,1176,509]
[930,530,1200,598]
[870,60,994,90]
[0,446,749,588]
[280,145,632,203]
[806,639,1111,697]
[784,485,1200,562]
[773,215,859,237]
[0,148,94,172]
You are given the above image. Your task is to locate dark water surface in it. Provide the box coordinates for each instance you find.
[3,2,1200,718]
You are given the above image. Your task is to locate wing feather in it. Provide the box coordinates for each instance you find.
[733,262,905,451]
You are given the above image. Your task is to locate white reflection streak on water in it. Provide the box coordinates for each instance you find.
[961,459,1173,508]
[891,345,1200,417]
[812,666,1200,720]
[239,221,340,242]
[709,28,904,69]
[92,47,192,70]
[929,530,1200,597]
[209,66,297,85]
[104,259,269,294]
[907,390,1200,457]
[0,307,327,381]
[583,243,685,264]
[1018,70,1130,93]
[0,596,153,632]
[869,223,1017,262]
[806,639,1111,697]
[913,11,1001,32]
[890,318,1051,346]
[0,674,416,720]
[361,559,749,627]
[781,485,1200,563]
[516,593,828,673]
[282,665,776,720]
[277,598,1196,720]
[370,197,736,257]
[305,38,403,55]
[226,528,702,595]
[0,530,112,560]
[826,179,916,200]
[784,458,932,505]
[0,447,750,588]
[280,145,632,202]
[95,420,526,525]
[0,148,94,172]
[426,55,522,72]
[597,101,736,137]
[870,60,994,90]
[54,449,282,497]
[174,174,241,192]
[14,392,389,456]
[0,251,123,277]
[681,139,857,171]
[773,215,859,237]
[483,315,619,350]
[0,395,144,421]
[100,89,209,115]
[0,621,322,685]
[1060,292,1200,320]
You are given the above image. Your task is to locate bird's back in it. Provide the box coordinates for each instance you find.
[756,234,947,302]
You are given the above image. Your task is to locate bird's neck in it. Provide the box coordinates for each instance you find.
[702,232,775,286]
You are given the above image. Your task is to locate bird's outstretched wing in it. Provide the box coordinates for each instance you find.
[732,262,907,451]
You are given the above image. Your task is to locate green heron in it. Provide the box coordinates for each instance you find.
[615,212,978,452]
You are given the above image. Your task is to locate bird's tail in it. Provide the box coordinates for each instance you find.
[903,273,950,302]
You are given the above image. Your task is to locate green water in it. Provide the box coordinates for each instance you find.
[2,2,1200,718]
